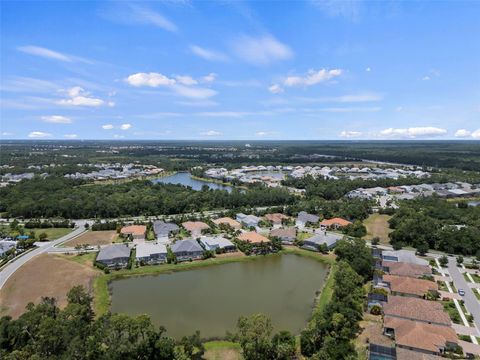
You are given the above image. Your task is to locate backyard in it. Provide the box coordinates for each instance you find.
[363,214,392,245]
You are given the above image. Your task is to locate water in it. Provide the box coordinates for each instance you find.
[152,172,233,192]
[110,254,328,338]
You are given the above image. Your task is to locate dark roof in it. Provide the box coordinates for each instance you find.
[303,232,342,247]
[153,221,179,236]
[96,244,130,261]
[171,239,203,253]
[297,211,319,224]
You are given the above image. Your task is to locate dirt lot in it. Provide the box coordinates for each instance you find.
[363,213,392,245]
[0,254,99,318]
[63,230,117,247]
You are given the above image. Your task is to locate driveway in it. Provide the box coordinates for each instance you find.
[0,221,88,289]
[447,257,480,330]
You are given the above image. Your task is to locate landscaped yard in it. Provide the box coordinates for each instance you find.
[297,231,313,241]
[62,230,118,247]
[363,213,392,245]
[204,341,242,360]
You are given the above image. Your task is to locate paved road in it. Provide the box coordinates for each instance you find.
[0,221,88,289]
[447,257,480,330]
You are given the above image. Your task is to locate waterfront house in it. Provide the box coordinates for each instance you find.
[302,231,343,251]
[237,231,273,254]
[269,227,296,244]
[200,236,236,252]
[171,239,204,261]
[120,225,147,243]
[383,296,451,326]
[296,211,319,229]
[382,261,432,278]
[96,244,131,268]
[153,221,179,244]
[380,274,438,298]
[135,242,168,265]
[181,221,210,237]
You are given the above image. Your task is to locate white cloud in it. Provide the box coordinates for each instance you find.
[126,73,176,87]
[268,84,284,94]
[113,134,125,139]
[1,132,13,136]
[41,115,72,124]
[379,127,447,138]
[232,35,293,65]
[129,4,177,32]
[366,67,371,72]
[64,134,78,139]
[200,130,222,136]
[340,130,362,138]
[455,129,471,138]
[202,73,217,83]
[172,85,217,99]
[472,129,480,139]
[175,75,198,86]
[57,87,107,107]
[102,124,114,130]
[284,68,342,87]
[28,131,52,138]
[422,76,431,81]
[190,45,229,62]
[119,123,132,130]
[17,45,92,64]
[255,131,278,137]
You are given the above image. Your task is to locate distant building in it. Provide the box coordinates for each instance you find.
[319,217,352,230]
[96,244,131,268]
[264,213,289,228]
[182,221,210,237]
[296,211,319,229]
[200,236,236,252]
[171,239,204,261]
[153,221,179,244]
[269,227,296,244]
[120,225,146,243]
[135,243,168,265]
[302,232,343,251]
[213,217,242,229]
[0,240,16,257]
[236,213,261,228]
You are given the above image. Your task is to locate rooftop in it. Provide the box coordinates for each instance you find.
[297,211,319,224]
[97,244,131,261]
[383,261,432,278]
[171,239,203,253]
[237,231,270,244]
[120,225,147,236]
[153,221,179,236]
[264,213,289,223]
[383,274,437,297]
[270,227,296,238]
[200,236,235,248]
[383,296,451,326]
[182,221,210,232]
[136,243,167,258]
[319,217,352,227]
[213,217,241,228]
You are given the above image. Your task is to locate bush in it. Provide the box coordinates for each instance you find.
[370,305,382,315]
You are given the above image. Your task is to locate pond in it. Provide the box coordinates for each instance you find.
[152,172,233,192]
[109,254,329,338]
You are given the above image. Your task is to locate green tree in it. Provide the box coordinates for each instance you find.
[439,255,449,267]
[237,314,273,360]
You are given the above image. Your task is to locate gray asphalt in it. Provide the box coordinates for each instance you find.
[447,257,480,330]
[0,221,88,289]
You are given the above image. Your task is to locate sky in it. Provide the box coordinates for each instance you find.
[0,0,479,140]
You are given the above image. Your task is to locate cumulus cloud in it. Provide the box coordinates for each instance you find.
[102,124,114,130]
[202,73,217,83]
[172,85,217,99]
[41,115,72,124]
[28,131,52,138]
[190,45,229,62]
[340,130,362,138]
[232,35,293,65]
[126,73,176,87]
[284,68,342,87]
[268,84,284,94]
[200,130,222,136]
[379,127,447,138]
[455,129,471,138]
[175,75,198,86]
[472,129,480,139]
[57,87,110,107]
[64,134,78,139]
[119,123,132,130]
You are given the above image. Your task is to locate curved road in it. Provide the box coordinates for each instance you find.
[0,221,88,290]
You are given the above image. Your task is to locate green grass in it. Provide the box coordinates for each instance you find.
[204,341,241,351]
[362,213,392,245]
[464,273,473,283]
[204,341,242,360]
[31,227,73,240]
[474,289,480,301]
[442,300,462,324]
[297,231,313,241]
[59,252,96,266]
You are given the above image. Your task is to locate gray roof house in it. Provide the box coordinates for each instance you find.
[153,221,179,244]
[302,232,343,251]
[381,250,428,266]
[200,236,236,252]
[236,213,261,228]
[136,243,168,265]
[0,240,16,257]
[171,239,204,261]
[270,227,296,244]
[296,211,319,228]
[96,244,131,268]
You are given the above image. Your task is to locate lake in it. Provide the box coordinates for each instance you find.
[109,254,329,338]
[152,172,233,192]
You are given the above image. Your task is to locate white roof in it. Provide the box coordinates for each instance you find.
[200,236,234,248]
[136,242,167,258]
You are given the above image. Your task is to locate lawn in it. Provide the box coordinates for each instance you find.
[62,230,117,247]
[204,341,242,360]
[363,213,392,245]
[30,227,73,241]
[297,231,314,241]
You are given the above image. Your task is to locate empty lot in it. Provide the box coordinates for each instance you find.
[0,254,99,318]
[363,213,392,245]
[62,230,117,247]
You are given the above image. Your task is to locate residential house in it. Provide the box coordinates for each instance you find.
[171,239,204,261]
[383,296,451,326]
[213,217,241,229]
[270,227,296,244]
[200,236,236,252]
[302,231,343,251]
[0,240,16,256]
[120,225,147,243]
[296,211,319,229]
[383,316,458,356]
[236,213,261,228]
[380,274,438,298]
[96,244,131,268]
[382,250,429,266]
[264,213,289,228]
[382,261,432,278]
[237,231,273,254]
[153,221,179,244]
[319,217,352,230]
[182,221,210,237]
[136,243,168,265]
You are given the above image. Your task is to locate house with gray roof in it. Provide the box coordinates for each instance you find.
[302,231,343,252]
[200,236,236,252]
[135,243,168,265]
[270,227,296,244]
[296,211,319,229]
[153,221,179,244]
[171,239,204,262]
[0,240,16,257]
[236,213,261,228]
[96,244,131,268]
[381,250,428,266]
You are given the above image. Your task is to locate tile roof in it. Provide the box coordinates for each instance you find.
[120,225,146,236]
[383,296,451,326]
[237,231,270,244]
[182,221,210,232]
[303,231,343,247]
[384,316,457,353]
[264,213,289,223]
[270,227,296,239]
[383,274,437,297]
[171,239,203,253]
[213,217,241,229]
[319,217,352,227]
[383,261,432,278]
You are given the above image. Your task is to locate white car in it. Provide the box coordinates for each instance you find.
[459,289,465,296]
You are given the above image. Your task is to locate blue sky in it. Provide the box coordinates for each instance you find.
[1,0,479,140]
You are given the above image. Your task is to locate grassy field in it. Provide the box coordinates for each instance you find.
[31,227,73,240]
[363,213,392,245]
[204,341,242,360]
[0,253,100,318]
[62,230,117,247]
